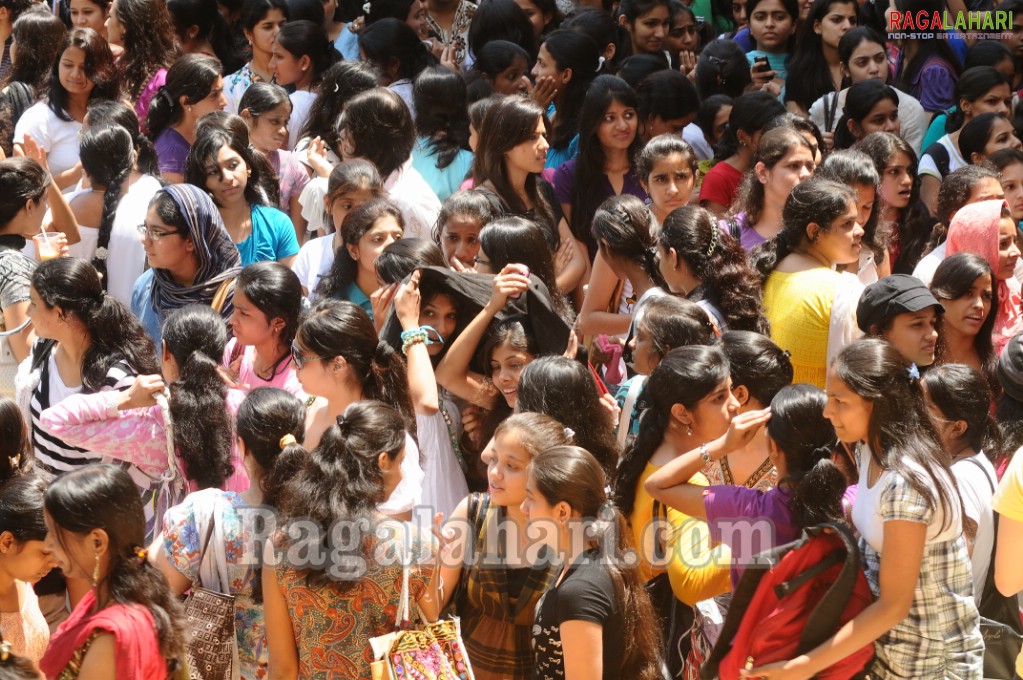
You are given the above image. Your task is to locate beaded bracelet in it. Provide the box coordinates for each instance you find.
[401,325,442,355]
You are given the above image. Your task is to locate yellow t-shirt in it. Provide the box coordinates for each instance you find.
[630,462,731,606]
[762,268,841,388]
[992,450,1023,676]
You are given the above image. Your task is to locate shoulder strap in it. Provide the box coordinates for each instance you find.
[194,512,217,590]
[210,278,236,315]
[726,217,741,241]
[617,378,645,449]
[824,91,840,133]
[960,455,996,495]
[452,492,488,607]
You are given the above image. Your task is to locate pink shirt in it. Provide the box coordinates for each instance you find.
[223,338,306,398]
[135,68,168,134]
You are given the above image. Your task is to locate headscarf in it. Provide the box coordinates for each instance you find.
[946,199,1022,355]
[148,184,242,320]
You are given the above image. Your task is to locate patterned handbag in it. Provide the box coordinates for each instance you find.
[369,549,475,680]
[182,513,237,680]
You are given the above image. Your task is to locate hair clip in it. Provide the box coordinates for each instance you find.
[907,363,920,381]
[133,546,148,563]
[336,414,347,428]
[564,427,575,441]
[595,56,606,72]
[0,641,10,662]
[705,223,719,258]
[363,1,371,12]
[279,433,297,450]
[781,349,791,359]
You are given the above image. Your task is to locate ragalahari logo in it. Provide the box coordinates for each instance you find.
[888,10,1013,40]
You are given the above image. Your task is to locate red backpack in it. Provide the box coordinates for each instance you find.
[700,522,875,680]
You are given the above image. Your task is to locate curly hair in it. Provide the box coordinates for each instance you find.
[112,0,178,101]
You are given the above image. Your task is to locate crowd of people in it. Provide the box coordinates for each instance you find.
[0,0,1021,677]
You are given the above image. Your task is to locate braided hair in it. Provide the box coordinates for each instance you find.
[80,126,134,289]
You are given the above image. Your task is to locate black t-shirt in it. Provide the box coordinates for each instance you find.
[531,551,625,680]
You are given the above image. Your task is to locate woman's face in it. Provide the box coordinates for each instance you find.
[597,98,638,153]
[346,215,403,279]
[759,145,814,206]
[490,341,534,408]
[852,182,875,228]
[26,286,63,341]
[666,11,699,54]
[854,98,900,138]
[270,43,306,86]
[642,152,695,218]
[520,468,561,538]
[997,216,1021,280]
[440,214,483,270]
[814,1,856,50]
[513,0,551,38]
[487,430,532,506]
[327,187,378,232]
[823,371,872,444]
[709,104,732,145]
[689,378,740,441]
[246,102,291,154]
[628,321,661,375]
[844,40,888,83]
[0,535,57,585]
[939,274,993,341]
[406,0,430,39]
[229,289,281,347]
[963,83,1013,122]
[531,44,567,91]
[731,0,747,27]
[105,0,125,46]
[979,117,1023,161]
[490,55,532,96]
[419,293,457,356]
[139,205,196,273]
[58,47,96,100]
[70,0,109,33]
[246,8,287,58]
[43,512,97,583]
[205,145,250,208]
[884,308,939,367]
[623,4,671,55]
[503,116,550,176]
[1001,161,1023,222]
[812,199,863,266]
[291,338,333,396]
[748,0,794,52]
[879,151,913,211]
[190,76,228,120]
[645,112,694,138]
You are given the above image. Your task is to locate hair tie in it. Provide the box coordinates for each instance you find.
[781,349,791,359]
[705,223,720,258]
[362,1,371,12]
[907,363,920,382]
[0,641,10,662]
[564,427,575,441]
[336,414,347,430]
[595,56,606,72]
[158,88,175,109]
[133,546,148,564]
[279,433,297,449]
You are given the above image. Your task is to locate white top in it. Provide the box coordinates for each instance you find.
[287,90,317,151]
[298,176,330,236]
[919,134,966,180]
[13,103,82,194]
[107,175,163,307]
[951,451,996,598]
[389,79,415,120]
[913,241,946,286]
[291,233,335,297]
[808,86,928,155]
[683,123,714,161]
[415,398,469,521]
[384,159,441,239]
[379,431,425,521]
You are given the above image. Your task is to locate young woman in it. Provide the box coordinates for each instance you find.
[293,160,385,294]
[147,54,227,184]
[225,262,304,396]
[471,95,586,293]
[222,0,288,113]
[919,66,1012,213]
[751,178,864,387]
[891,0,962,116]
[130,184,242,348]
[932,253,997,378]
[524,445,661,680]
[611,345,733,600]
[25,258,158,481]
[990,147,1023,228]
[636,133,698,224]
[431,189,496,271]
[744,0,798,97]
[272,20,340,150]
[39,464,187,679]
[152,386,306,680]
[104,0,178,129]
[617,0,670,58]
[314,199,404,318]
[334,88,441,239]
[832,80,902,150]
[69,0,111,35]
[665,1,702,71]
[698,90,786,216]
[411,66,473,202]
[184,126,300,267]
[723,126,815,250]
[293,61,379,172]
[694,39,752,101]
[809,27,927,153]
[645,382,844,588]
[553,75,647,260]
[167,0,242,74]
[530,29,602,170]
[783,0,856,116]
[291,300,423,518]
[238,83,310,240]
[578,195,663,338]
[636,70,700,142]
[84,99,161,177]
[432,412,569,680]
[854,131,937,274]
[467,0,537,64]
[13,28,117,193]
[359,18,435,120]
[958,112,1023,165]
[657,204,769,333]
[745,339,984,680]
[467,40,533,97]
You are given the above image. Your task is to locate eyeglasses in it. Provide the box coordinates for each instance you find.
[473,255,491,267]
[136,224,181,241]
[291,341,325,369]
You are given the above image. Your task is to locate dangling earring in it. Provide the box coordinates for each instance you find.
[92,553,100,587]
[686,424,693,436]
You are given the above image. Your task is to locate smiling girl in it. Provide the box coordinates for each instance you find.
[959,112,1023,165]
[617,0,671,58]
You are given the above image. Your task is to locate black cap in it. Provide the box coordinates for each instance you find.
[856,274,944,334]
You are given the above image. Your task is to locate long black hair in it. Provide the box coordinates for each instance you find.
[80,126,134,288]
[85,100,160,177]
[713,90,786,161]
[297,61,379,157]
[613,345,730,517]
[931,252,998,383]
[235,262,305,376]
[893,0,962,98]
[167,0,243,73]
[815,148,885,267]
[784,0,857,112]
[719,330,793,407]
[591,194,664,289]
[6,7,65,94]
[944,66,1010,133]
[413,67,470,171]
[49,28,119,122]
[316,199,405,300]
[146,54,223,141]
[275,20,340,85]
[922,363,1002,461]
[833,80,900,150]
[541,29,603,151]
[478,216,565,314]
[31,258,159,391]
[359,18,435,84]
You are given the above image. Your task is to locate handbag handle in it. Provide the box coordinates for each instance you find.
[394,545,411,630]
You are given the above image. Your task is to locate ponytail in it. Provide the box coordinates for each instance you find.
[80,126,134,289]
[788,453,846,528]
[368,340,416,433]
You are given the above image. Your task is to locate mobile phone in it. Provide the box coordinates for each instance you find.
[754,56,770,70]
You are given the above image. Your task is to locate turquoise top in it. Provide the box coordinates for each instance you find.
[236,204,300,266]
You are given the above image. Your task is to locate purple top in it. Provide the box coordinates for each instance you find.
[154,128,190,176]
[903,54,957,113]
[704,485,799,589]
[136,69,168,134]
[718,211,766,252]
[552,159,648,256]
